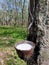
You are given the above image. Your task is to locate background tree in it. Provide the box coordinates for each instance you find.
[0,0,28,27]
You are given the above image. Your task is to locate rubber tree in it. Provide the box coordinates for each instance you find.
[27,0,47,65]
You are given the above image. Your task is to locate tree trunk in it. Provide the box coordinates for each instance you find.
[27,0,40,65]
[21,0,25,26]
[27,0,47,65]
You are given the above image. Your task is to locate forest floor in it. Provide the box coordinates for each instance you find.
[0,26,27,65]
[0,26,49,65]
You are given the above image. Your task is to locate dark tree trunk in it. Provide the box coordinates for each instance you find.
[27,0,40,65]
[27,0,47,65]
[27,0,39,43]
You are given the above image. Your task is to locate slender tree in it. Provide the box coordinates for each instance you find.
[21,0,25,26]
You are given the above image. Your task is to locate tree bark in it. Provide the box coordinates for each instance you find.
[27,0,40,65]
[22,0,25,26]
[27,0,46,65]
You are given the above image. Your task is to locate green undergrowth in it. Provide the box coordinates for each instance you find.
[0,26,27,65]
[0,26,27,47]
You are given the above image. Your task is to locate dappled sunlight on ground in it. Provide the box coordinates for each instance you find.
[0,47,26,65]
[0,26,27,65]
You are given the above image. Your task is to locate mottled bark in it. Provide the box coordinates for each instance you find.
[27,0,47,65]
[27,0,40,65]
